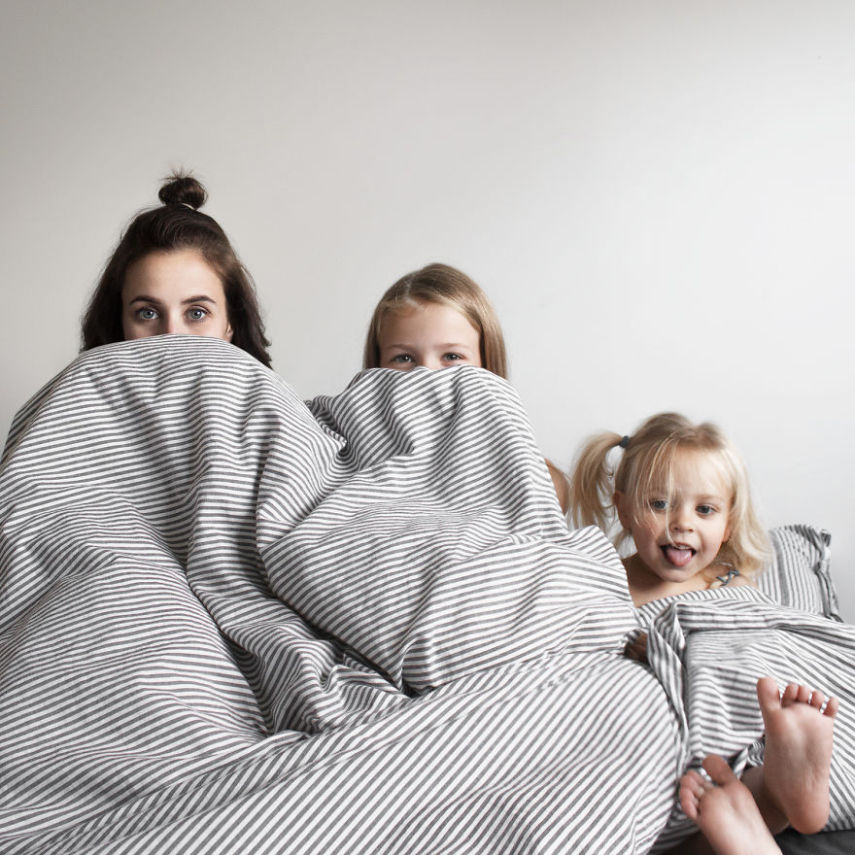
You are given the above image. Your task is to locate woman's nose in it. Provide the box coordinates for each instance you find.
[163,315,184,335]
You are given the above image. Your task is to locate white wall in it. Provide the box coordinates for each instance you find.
[3,1,854,619]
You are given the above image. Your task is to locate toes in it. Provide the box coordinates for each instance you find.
[781,682,800,707]
[679,771,706,821]
[702,754,738,787]
[679,784,699,821]
[810,689,826,710]
[757,676,782,712]
[682,769,708,795]
[772,679,837,713]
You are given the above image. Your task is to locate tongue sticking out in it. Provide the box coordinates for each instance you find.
[663,545,694,568]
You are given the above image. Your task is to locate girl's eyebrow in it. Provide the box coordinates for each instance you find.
[383,343,473,352]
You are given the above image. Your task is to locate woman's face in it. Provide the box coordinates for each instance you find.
[122,249,233,342]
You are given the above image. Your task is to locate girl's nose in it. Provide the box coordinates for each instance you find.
[670,504,694,531]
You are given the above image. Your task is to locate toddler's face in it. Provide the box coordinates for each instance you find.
[378,302,481,371]
[122,249,233,343]
[617,449,732,584]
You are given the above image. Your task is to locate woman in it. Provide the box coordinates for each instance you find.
[81,172,271,367]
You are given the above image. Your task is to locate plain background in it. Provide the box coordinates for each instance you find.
[3,1,853,619]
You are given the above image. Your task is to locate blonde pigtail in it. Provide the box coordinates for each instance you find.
[569,432,625,531]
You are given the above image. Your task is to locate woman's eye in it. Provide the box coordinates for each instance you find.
[649,499,668,512]
[187,307,209,322]
[136,307,158,321]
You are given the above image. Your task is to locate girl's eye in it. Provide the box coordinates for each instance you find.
[136,307,158,321]
[649,499,668,512]
[390,354,413,364]
[443,353,463,362]
[187,307,209,322]
[697,504,716,516]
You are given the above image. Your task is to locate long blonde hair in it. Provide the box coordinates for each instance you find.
[363,263,508,378]
[570,412,769,577]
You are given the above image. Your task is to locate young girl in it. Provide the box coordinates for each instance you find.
[569,412,769,606]
[363,263,569,513]
[571,414,837,847]
[81,172,272,367]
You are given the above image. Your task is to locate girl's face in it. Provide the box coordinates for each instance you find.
[615,449,732,584]
[122,249,233,342]
[377,302,481,371]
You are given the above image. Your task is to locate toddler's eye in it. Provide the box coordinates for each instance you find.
[187,307,209,322]
[649,498,668,512]
[697,504,716,516]
[136,307,159,321]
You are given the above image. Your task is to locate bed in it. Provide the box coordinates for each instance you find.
[1,336,853,854]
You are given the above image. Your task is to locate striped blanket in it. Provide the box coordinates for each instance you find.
[1,336,853,854]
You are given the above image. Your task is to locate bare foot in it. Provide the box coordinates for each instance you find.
[754,676,838,834]
[679,755,781,855]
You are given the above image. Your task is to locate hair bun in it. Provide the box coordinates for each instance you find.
[158,172,207,210]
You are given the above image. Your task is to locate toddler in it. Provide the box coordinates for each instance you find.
[570,414,837,846]
[569,412,768,606]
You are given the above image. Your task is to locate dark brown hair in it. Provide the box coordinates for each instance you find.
[81,172,272,367]
[363,263,508,377]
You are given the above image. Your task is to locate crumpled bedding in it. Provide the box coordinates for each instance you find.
[1,336,853,854]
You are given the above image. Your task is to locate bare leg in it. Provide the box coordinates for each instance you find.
[741,677,838,834]
[679,755,781,855]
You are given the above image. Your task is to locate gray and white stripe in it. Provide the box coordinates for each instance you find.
[2,336,853,853]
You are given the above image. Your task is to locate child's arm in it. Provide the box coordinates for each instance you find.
[624,632,648,663]
[546,459,570,515]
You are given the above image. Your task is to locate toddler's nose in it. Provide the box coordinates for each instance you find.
[670,508,694,532]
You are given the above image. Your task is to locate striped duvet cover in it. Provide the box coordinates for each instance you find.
[1,336,853,854]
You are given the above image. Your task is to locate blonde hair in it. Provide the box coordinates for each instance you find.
[570,412,769,577]
[363,263,508,378]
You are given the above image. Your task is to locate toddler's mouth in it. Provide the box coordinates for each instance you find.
[661,544,696,568]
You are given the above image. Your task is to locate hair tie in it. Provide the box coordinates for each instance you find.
[618,435,630,449]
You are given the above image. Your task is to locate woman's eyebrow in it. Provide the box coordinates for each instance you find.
[128,295,218,305]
